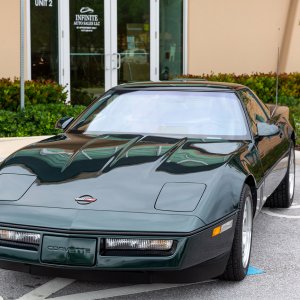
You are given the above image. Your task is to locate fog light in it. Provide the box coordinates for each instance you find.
[105,238,173,251]
[0,230,41,245]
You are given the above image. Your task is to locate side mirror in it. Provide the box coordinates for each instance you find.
[55,116,74,130]
[257,122,280,137]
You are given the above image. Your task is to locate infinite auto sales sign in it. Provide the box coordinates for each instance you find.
[74,7,101,33]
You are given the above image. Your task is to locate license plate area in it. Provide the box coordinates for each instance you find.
[41,236,96,266]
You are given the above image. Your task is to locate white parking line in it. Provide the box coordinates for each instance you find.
[290,204,300,209]
[17,278,75,300]
[17,278,215,300]
[262,208,300,219]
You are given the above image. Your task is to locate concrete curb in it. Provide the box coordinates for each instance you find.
[0,136,52,142]
[0,136,52,162]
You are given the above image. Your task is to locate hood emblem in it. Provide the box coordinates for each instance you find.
[75,195,97,205]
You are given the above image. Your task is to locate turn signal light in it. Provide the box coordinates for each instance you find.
[212,220,233,237]
[212,226,221,237]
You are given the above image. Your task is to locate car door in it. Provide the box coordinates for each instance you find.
[239,89,290,208]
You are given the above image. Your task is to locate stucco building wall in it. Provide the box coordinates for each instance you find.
[0,0,20,79]
[0,0,299,80]
[282,0,300,72]
[187,0,299,74]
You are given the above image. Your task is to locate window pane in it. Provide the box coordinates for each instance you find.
[240,90,268,135]
[160,0,183,80]
[70,0,105,96]
[118,0,150,83]
[31,0,58,81]
[71,91,249,139]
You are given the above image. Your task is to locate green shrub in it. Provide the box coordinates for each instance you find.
[184,73,300,103]
[0,104,86,137]
[0,79,68,111]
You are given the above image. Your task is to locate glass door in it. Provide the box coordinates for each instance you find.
[30,0,184,101]
[69,0,153,99]
[116,0,151,84]
[30,0,59,81]
[69,0,106,98]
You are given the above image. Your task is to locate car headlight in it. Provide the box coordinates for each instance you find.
[105,238,173,251]
[0,174,36,201]
[0,229,41,245]
[155,182,206,212]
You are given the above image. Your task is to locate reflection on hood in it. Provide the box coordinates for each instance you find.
[1,133,244,183]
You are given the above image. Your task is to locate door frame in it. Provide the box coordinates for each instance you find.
[58,0,71,102]
[26,0,188,99]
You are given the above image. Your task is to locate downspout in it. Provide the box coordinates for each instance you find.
[279,0,299,73]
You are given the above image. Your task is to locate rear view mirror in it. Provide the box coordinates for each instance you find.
[257,122,280,137]
[55,117,74,131]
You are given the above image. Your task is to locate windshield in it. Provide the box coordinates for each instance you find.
[69,90,249,139]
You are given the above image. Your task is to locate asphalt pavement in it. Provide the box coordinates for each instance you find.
[0,138,299,300]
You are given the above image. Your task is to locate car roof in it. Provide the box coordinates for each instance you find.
[115,80,246,91]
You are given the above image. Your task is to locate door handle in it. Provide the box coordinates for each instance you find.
[112,53,121,70]
[117,53,121,69]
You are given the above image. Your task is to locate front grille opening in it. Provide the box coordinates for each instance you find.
[0,239,39,252]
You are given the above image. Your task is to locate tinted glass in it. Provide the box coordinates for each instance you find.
[31,0,58,81]
[240,90,268,135]
[160,0,183,80]
[70,91,249,139]
[70,0,105,96]
[118,0,150,83]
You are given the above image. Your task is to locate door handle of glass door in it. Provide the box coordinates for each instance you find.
[112,53,121,70]
[117,53,121,70]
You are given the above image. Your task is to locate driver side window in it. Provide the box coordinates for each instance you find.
[239,90,268,136]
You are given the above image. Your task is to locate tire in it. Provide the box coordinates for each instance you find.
[265,144,295,208]
[220,184,253,281]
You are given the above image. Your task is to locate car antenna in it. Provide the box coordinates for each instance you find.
[272,29,281,118]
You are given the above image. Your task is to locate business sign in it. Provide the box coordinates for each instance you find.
[34,0,53,7]
[73,7,101,33]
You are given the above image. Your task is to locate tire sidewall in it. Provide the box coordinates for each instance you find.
[236,185,253,276]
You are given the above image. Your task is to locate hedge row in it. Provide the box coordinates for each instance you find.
[184,73,300,104]
[0,78,68,111]
[0,104,86,137]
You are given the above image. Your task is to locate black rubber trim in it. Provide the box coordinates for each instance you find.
[0,239,39,252]
[0,211,238,238]
[0,251,231,282]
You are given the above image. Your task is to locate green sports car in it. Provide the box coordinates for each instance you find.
[0,81,296,281]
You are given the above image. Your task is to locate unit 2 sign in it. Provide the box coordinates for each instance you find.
[35,0,53,7]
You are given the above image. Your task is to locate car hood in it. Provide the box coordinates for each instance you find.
[0,133,247,222]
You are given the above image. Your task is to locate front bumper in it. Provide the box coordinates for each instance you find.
[0,213,237,274]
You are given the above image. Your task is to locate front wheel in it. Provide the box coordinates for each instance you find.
[220,184,253,281]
